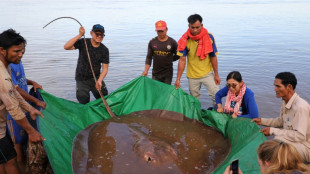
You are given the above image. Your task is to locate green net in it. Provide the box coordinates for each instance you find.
[38,76,266,174]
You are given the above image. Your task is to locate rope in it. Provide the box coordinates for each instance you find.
[43,17,116,118]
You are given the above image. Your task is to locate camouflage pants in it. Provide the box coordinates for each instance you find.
[26,142,53,174]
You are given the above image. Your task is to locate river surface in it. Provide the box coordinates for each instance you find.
[1,0,310,118]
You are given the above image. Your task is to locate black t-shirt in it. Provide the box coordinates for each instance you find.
[145,36,179,77]
[74,38,109,81]
[230,99,247,115]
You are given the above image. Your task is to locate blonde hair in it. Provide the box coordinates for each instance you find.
[257,140,309,174]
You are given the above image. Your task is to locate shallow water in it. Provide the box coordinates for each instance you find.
[72,113,230,174]
[1,0,310,118]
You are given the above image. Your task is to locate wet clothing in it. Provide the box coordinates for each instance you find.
[215,86,259,119]
[261,93,310,162]
[145,36,179,84]
[76,78,108,104]
[74,38,109,81]
[6,62,28,144]
[0,61,31,139]
[152,75,172,85]
[0,132,17,164]
[74,38,109,103]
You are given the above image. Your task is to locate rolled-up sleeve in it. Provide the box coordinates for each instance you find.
[0,77,31,121]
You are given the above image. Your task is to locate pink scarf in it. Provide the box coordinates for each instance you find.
[224,84,247,116]
[177,27,213,60]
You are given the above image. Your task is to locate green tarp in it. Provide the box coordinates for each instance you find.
[38,76,266,174]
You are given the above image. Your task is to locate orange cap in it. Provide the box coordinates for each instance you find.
[155,20,167,31]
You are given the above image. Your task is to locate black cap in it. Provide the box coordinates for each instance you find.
[92,24,105,33]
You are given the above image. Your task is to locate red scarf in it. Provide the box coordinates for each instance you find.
[177,27,213,60]
[224,84,247,116]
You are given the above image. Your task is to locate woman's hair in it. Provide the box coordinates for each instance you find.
[226,71,242,82]
[257,140,309,174]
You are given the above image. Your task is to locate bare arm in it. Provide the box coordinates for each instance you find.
[96,63,109,90]
[27,79,42,91]
[143,40,153,76]
[142,64,151,76]
[210,56,220,85]
[64,26,85,50]
[15,116,45,142]
[174,56,186,89]
[16,86,46,109]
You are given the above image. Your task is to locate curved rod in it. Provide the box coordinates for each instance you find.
[43,17,116,118]
[43,17,83,29]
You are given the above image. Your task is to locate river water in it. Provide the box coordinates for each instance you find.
[1,0,310,118]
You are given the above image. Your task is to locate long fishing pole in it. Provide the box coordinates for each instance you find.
[43,17,116,118]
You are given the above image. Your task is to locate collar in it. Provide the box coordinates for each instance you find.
[285,92,298,109]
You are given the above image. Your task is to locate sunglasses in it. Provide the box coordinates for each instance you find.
[226,83,238,89]
[94,32,105,37]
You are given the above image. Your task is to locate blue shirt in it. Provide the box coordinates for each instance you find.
[10,61,28,92]
[215,86,259,119]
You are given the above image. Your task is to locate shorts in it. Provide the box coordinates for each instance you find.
[0,133,17,164]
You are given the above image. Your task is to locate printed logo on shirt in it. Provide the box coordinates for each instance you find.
[16,72,20,76]
[238,107,243,115]
[154,51,170,56]
[230,101,236,108]
[153,45,158,48]
[230,101,243,115]
[167,45,171,50]
[17,76,27,86]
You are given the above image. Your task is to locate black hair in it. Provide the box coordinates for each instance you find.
[187,14,203,24]
[226,71,242,82]
[275,72,297,90]
[0,29,26,50]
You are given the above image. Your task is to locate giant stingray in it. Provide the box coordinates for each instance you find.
[72,110,230,174]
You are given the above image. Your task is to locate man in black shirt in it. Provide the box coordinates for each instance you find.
[64,24,109,104]
[142,20,179,85]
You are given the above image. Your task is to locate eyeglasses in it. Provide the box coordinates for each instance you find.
[94,32,105,38]
[226,83,238,89]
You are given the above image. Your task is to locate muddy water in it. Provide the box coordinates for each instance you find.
[72,112,230,174]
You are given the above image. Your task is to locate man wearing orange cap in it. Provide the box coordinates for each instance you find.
[174,14,220,107]
[142,20,179,85]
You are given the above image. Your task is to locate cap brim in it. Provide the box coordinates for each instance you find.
[155,27,166,31]
[93,29,104,33]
